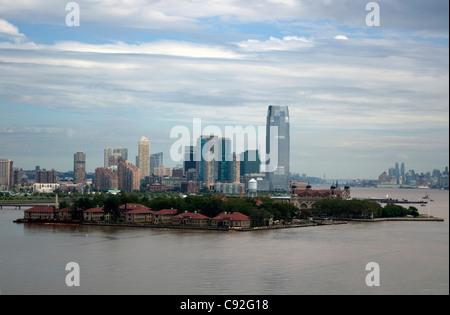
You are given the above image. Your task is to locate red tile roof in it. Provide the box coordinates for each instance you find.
[25,206,56,213]
[84,207,105,213]
[173,212,209,220]
[154,208,178,215]
[119,203,150,211]
[212,212,250,221]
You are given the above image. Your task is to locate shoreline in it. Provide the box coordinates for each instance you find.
[13,215,445,232]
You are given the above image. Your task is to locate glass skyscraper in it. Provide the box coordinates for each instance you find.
[266,105,290,192]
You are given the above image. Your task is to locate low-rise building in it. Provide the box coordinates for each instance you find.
[152,208,178,225]
[84,207,110,222]
[24,206,56,220]
[172,211,210,227]
[122,204,153,223]
[211,211,251,228]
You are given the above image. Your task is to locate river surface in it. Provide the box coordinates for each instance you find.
[0,188,448,295]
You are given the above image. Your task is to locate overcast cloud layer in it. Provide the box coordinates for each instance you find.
[0,0,448,179]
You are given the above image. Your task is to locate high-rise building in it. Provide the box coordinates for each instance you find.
[105,146,128,168]
[35,169,58,183]
[138,137,150,180]
[218,138,232,182]
[150,152,163,176]
[94,168,118,191]
[196,135,218,182]
[0,159,13,187]
[266,105,290,192]
[118,161,140,193]
[183,146,197,175]
[74,151,86,184]
[240,150,261,176]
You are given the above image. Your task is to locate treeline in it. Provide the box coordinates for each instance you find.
[69,193,299,227]
[311,198,420,219]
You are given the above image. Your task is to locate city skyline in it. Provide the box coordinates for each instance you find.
[0,1,448,179]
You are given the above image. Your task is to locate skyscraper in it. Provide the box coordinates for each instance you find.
[0,159,13,187]
[196,135,218,182]
[74,151,86,184]
[266,105,290,192]
[138,136,150,180]
[150,152,163,176]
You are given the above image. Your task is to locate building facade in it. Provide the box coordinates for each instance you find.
[74,150,86,184]
[118,161,141,193]
[138,137,150,180]
[265,105,290,193]
[95,167,119,191]
[0,159,13,187]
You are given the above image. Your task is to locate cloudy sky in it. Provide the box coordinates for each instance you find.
[0,0,448,180]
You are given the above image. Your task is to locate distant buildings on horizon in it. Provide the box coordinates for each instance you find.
[1,106,449,193]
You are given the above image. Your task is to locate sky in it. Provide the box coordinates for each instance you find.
[0,0,448,180]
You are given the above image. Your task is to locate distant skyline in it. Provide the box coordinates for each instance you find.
[0,0,448,179]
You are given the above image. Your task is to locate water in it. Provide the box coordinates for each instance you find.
[0,188,448,295]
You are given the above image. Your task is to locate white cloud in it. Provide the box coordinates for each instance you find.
[234,36,314,52]
[0,19,26,42]
[334,35,348,40]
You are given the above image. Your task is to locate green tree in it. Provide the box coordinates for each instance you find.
[104,195,121,222]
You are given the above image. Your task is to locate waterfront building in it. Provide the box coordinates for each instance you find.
[138,136,150,180]
[210,212,251,228]
[0,159,13,187]
[83,207,110,222]
[265,106,290,193]
[74,151,86,184]
[289,184,351,212]
[24,206,56,220]
[172,211,210,227]
[122,204,153,223]
[56,207,73,220]
[152,208,178,225]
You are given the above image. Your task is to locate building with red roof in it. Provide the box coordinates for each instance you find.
[211,211,251,228]
[152,208,178,225]
[172,211,210,227]
[24,206,56,220]
[123,204,153,223]
[83,207,110,222]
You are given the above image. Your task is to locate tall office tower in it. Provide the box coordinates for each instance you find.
[218,138,232,182]
[401,162,405,184]
[240,150,261,176]
[183,146,197,175]
[150,152,164,176]
[266,105,290,192]
[113,147,128,161]
[104,147,112,168]
[0,159,13,186]
[228,153,241,184]
[74,151,86,184]
[138,136,150,180]
[118,161,141,193]
[94,167,118,191]
[196,135,219,182]
[105,146,128,168]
